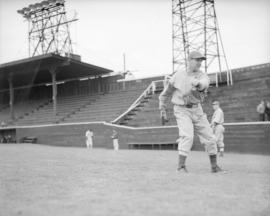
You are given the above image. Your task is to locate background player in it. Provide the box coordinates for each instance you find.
[111,129,119,150]
[211,101,225,157]
[85,129,94,149]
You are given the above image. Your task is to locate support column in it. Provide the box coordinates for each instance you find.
[8,75,14,121]
[123,80,126,91]
[49,67,57,117]
[97,76,102,93]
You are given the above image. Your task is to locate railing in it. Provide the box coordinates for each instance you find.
[111,80,164,124]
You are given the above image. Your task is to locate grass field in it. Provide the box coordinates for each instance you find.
[0,144,270,216]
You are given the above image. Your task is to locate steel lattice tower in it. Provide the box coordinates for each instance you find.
[172,0,232,86]
[17,0,78,57]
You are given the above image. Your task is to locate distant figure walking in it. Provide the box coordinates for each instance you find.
[265,101,270,121]
[85,129,93,149]
[111,130,119,151]
[211,101,225,157]
[256,100,265,121]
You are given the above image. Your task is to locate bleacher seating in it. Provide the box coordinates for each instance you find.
[15,94,101,125]
[123,65,270,127]
[1,63,269,153]
[0,99,51,125]
[63,89,144,123]
[121,93,176,127]
[8,88,144,125]
[1,63,270,128]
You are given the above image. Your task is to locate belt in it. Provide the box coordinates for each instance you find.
[185,103,199,108]
[175,103,199,108]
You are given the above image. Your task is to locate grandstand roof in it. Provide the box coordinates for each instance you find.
[0,53,113,90]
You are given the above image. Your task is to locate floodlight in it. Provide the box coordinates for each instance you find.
[17,0,76,57]
[17,9,24,14]
[48,0,57,6]
[24,7,31,13]
[41,0,50,8]
[21,7,28,14]
[35,3,42,10]
[29,4,36,10]
[55,0,64,6]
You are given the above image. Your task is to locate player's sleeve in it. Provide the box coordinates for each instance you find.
[212,110,222,124]
[159,81,175,110]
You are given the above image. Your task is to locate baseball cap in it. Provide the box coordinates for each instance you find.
[189,51,206,60]
[212,101,219,105]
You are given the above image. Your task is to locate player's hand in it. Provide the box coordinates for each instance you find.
[191,78,200,90]
[197,77,209,91]
[191,78,200,87]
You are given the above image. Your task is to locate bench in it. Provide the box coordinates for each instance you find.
[20,136,38,143]
[128,141,177,150]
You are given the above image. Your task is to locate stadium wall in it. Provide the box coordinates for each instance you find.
[1,121,269,154]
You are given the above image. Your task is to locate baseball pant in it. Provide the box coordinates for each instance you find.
[214,125,225,152]
[86,139,93,148]
[113,139,119,150]
[174,104,217,156]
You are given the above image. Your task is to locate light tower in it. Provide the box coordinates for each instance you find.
[17,0,78,57]
[172,0,232,86]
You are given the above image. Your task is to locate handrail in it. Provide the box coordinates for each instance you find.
[111,82,153,124]
[1,119,270,131]
[111,80,164,124]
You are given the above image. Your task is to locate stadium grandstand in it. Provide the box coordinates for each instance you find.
[0,0,269,155]
[0,55,269,153]
[2,1,270,216]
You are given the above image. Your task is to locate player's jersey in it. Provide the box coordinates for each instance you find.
[111,132,118,139]
[85,131,93,139]
[159,70,209,110]
[211,108,224,125]
[256,103,265,114]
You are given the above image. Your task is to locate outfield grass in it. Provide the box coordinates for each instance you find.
[0,144,269,216]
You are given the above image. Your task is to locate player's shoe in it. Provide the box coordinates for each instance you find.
[211,165,227,173]
[177,165,188,173]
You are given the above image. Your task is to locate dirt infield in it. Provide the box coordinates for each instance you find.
[0,144,269,216]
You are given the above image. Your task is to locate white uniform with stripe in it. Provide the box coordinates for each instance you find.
[85,130,93,149]
[211,108,225,152]
[159,70,217,157]
[111,131,119,151]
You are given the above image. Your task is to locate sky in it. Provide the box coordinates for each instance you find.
[0,0,269,78]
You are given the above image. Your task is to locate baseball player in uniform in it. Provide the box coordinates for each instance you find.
[211,101,225,156]
[159,51,224,173]
[85,129,93,149]
[111,130,119,150]
[256,100,265,121]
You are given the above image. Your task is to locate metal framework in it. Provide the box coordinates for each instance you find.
[17,0,77,57]
[172,0,233,86]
